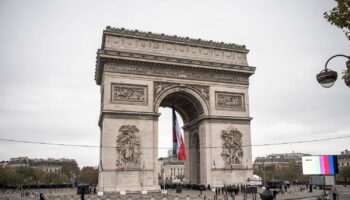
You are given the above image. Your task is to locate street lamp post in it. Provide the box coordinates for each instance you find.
[316,54,350,88]
[263,162,266,187]
[161,165,165,192]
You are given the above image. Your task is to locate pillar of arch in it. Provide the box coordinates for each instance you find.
[95,27,256,193]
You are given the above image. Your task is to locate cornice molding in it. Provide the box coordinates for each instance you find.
[104,26,248,52]
[183,115,252,129]
[97,49,255,71]
[95,57,254,85]
[98,110,160,127]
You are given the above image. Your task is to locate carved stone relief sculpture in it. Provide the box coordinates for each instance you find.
[104,61,249,85]
[221,127,243,166]
[111,83,147,105]
[154,82,209,103]
[116,125,142,167]
[215,92,245,111]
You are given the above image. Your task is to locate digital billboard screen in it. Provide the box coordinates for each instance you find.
[302,155,338,175]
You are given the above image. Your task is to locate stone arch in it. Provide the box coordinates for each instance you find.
[96,27,255,193]
[154,85,209,124]
[154,85,209,185]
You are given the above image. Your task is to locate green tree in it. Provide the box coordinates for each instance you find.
[4,167,22,186]
[0,167,38,186]
[78,167,98,185]
[254,162,308,183]
[339,166,350,183]
[39,172,64,185]
[61,162,80,183]
[324,0,350,40]
[277,162,308,183]
[176,174,185,181]
[324,1,350,82]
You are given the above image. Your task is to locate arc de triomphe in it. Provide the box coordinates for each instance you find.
[95,27,255,193]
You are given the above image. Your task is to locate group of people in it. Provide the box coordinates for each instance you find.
[160,182,258,196]
[160,183,209,191]
[214,184,258,196]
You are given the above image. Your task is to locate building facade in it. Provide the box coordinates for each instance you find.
[254,150,350,170]
[254,152,311,167]
[1,157,76,173]
[338,149,350,168]
[158,157,185,181]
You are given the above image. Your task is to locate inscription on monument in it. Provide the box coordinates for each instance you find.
[221,127,243,166]
[215,92,244,111]
[116,125,142,167]
[111,83,147,105]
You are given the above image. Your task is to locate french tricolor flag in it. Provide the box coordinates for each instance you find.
[172,105,186,160]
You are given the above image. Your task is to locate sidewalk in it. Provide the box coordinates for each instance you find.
[166,188,324,200]
[0,188,327,200]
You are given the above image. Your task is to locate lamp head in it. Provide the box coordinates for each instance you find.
[316,69,338,88]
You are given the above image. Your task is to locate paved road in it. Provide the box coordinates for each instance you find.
[336,189,350,200]
[0,193,21,200]
[1,188,349,200]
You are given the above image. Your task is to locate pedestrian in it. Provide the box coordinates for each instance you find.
[272,190,278,200]
[39,193,45,200]
[284,184,288,193]
[332,189,337,200]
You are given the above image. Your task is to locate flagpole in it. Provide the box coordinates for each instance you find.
[172,104,177,158]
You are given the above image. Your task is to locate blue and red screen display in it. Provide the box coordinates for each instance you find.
[302,155,339,175]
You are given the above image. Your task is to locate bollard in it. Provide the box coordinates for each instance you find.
[80,193,85,200]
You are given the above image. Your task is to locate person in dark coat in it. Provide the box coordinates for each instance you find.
[272,190,278,200]
[332,189,337,200]
[39,193,45,200]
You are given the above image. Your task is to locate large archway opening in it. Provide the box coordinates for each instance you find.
[156,90,207,185]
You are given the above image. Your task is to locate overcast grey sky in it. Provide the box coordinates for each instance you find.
[0,0,349,168]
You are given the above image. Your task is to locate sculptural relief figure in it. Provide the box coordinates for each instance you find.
[116,125,142,167]
[155,84,163,95]
[112,85,146,103]
[221,127,243,166]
